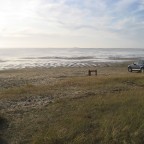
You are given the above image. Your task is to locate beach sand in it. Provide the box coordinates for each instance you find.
[0,62,130,112]
[0,62,130,85]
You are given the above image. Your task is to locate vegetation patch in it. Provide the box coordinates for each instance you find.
[1,67,144,143]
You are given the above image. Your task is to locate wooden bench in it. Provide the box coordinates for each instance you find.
[88,69,97,76]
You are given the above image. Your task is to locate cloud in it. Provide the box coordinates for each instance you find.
[0,0,144,48]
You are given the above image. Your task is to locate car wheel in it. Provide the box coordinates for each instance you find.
[141,68,144,73]
[128,67,132,72]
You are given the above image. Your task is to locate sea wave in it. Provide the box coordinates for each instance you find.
[21,56,97,60]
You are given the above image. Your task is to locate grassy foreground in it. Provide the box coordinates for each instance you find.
[0,66,144,144]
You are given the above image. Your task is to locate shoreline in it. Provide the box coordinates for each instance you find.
[0,59,134,71]
[0,61,130,91]
[0,56,141,71]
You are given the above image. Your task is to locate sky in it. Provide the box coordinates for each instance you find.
[0,0,144,48]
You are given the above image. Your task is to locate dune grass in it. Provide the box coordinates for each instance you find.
[33,91,144,144]
[1,70,144,144]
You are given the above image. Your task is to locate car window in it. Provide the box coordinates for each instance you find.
[138,60,144,64]
[134,61,138,65]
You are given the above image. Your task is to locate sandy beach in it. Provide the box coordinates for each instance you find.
[0,62,132,113]
[0,61,131,85]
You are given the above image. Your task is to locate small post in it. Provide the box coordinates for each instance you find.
[88,70,91,76]
[95,70,97,76]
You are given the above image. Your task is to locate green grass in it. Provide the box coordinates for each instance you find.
[1,72,144,144]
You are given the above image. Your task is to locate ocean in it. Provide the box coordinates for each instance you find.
[0,48,143,70]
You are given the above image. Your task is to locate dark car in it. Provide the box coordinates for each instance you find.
[128,59,144,73]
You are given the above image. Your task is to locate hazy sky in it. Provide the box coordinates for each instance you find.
[0,0,144,48]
